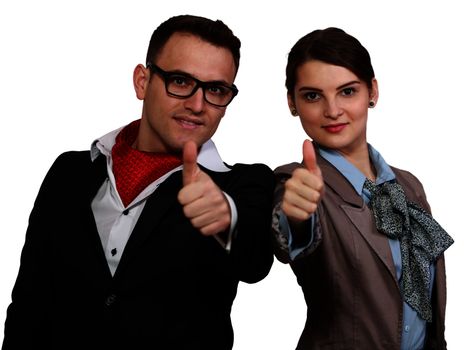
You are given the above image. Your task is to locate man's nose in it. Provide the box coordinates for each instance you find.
[184,87,205,113]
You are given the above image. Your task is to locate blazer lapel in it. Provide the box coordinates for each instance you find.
[61,153,113,283]
[341,205,398,285]
[319,157,363,208]
[114,171,183,276]
[319,157,399,286]
[87,154,114,280]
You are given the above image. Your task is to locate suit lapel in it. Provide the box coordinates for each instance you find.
[86,154,114,281]
[59,153,113,283]
[341,204,398,285]
[319,158,363,208]
[319,157,399,286]
[114,171,183,276]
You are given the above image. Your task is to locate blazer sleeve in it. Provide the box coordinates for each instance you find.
[3,153,73,347]
[271,162,322,264]
[3,151,103,349]
[221,163,275,284]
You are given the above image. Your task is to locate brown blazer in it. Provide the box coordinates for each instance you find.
[273,155,447,350]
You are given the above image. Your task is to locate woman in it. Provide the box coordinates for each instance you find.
[272,27,453,349]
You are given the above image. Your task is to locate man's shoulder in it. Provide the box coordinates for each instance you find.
[206,162,274,189]
[273,162,302,177]
[54,150,92,164]
[229,162,272,172]
[35,150,104,203]
[226,162,274,180]
[47,150,103,181]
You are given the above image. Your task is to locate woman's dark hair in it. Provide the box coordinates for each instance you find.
[286,27,375,98]
[146,14,241,73]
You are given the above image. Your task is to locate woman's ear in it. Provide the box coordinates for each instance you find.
[287,94,298,116]
[369,78,379,106]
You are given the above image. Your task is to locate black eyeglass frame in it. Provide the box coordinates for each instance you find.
[146,63,239,107]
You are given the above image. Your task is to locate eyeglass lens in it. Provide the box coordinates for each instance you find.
[165,74,235,106]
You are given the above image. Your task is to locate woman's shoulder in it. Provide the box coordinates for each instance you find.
[390,165,430,211]
[390,165,423,187]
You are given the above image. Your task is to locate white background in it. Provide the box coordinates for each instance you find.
[1,1,462,348]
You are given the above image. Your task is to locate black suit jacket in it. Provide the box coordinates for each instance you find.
[3,150,275,350]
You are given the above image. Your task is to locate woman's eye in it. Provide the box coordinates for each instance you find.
[304,92,320,101]
[341,87,356,96]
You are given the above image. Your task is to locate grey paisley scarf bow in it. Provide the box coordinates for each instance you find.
[364,179,453,322]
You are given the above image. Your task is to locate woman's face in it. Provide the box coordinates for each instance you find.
[289,59,378,157]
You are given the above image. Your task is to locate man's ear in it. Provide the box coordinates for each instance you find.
[133,64,150,101]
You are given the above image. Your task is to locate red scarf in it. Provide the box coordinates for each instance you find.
[111,120,182,207]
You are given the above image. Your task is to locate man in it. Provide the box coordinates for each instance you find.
[2,15,274,350]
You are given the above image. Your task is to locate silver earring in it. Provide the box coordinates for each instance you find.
[291,109,298,116]
[368,100,375,108]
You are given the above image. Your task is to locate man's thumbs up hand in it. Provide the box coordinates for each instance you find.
[178,141,231,236]
[182,140,201,186]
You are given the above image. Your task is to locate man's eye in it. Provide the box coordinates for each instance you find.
[171,76,189,86]
[169,75,196,89]
[207,85,227,96]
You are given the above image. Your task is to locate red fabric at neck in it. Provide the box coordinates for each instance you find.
[112,120,182,207]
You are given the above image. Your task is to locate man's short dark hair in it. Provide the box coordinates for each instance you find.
[146,15,241,74]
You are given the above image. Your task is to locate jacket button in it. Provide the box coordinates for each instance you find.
[105,294,117,306]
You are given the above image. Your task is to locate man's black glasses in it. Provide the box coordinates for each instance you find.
[147,63,238,107]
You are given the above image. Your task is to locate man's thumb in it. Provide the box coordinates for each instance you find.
[182,141,200,185]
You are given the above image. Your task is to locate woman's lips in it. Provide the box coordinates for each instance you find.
[323,123,347,133]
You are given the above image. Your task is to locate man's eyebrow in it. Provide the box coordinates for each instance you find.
[165,69,231,86]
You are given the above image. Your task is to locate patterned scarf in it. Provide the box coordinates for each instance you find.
[112,120,182,207]
[363,179,453,322]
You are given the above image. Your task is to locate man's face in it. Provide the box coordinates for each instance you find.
[133,32,237,153]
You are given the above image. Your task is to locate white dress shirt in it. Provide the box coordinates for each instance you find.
[90,125,237,276]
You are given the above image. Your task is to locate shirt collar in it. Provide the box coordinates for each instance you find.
[317,143,395,196]
[90,123,231,172]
